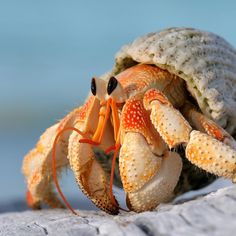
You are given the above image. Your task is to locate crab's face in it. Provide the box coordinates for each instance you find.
[91,76,128,104]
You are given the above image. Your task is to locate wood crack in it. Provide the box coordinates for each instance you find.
[34,222,48,235]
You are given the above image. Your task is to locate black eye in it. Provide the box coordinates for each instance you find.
[91,78,96,95]
[107,76,118,95]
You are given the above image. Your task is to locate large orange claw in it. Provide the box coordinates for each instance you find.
[119,94,182,212]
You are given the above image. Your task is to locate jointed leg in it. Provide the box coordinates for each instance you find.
[67,119,119,215]
[181,102,236,149]
[63,96,119,214]
[181,102,236,181]
[143,88,192,148]
[22,98,96,210]
[143,88,236,182]
[22,122,70,209]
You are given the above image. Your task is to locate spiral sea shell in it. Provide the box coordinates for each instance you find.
[104,27,236,136]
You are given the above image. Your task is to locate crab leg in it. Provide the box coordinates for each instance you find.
[119,94,182,212]
[181,102,236,182]
[22,106,83,209]
[67,97,119,215]
[143,88,236,182]
[181,102,236,149]
[186,131,236,181]
[22,96,119,214]
[143,89,192,148]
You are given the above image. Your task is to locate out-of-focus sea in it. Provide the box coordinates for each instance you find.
[0,0,235,212]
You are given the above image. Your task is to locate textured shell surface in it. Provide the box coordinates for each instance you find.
[102,27,236,136]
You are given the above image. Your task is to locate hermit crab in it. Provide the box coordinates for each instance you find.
[22,27,236,215]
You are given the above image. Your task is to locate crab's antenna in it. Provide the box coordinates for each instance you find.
[109,143,120,208]
[108,141,130,212]
[52,127,87,216]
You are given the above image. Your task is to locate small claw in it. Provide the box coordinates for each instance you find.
[144,89,192,148]
[186,131,236,180]
[126,151,182,212]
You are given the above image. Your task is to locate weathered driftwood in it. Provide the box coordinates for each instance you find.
[0,185,236,236]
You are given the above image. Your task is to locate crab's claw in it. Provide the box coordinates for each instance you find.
[120,132,182,212]
[119,94,182,212]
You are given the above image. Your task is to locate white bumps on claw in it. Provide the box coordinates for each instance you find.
[150,100,192,148]
[68,126,119,215]
[186,131,236,180]
[127,151,183,212]
[119,132,163,193]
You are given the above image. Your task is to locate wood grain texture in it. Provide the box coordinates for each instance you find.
[1,185,236,236]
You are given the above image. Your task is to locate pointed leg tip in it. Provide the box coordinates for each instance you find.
[26,190,41,210]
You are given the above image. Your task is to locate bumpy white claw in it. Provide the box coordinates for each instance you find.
[119,132,163,193]
[126,151,182,212]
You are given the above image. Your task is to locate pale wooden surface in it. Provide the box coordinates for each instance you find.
[1,186,236,236]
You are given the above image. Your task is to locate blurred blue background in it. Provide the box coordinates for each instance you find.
[0,0,235,211]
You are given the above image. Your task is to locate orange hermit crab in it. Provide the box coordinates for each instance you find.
[22,28,236,214]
